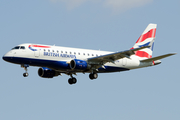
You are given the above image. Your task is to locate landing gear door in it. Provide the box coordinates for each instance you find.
[34,49,40,57]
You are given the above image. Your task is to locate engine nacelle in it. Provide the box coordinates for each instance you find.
[38,67,58,78]
[70,59,90,70]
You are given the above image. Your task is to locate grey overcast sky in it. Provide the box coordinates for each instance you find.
[0,0,179,120]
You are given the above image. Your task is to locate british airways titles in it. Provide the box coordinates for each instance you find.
[44,52,76,59]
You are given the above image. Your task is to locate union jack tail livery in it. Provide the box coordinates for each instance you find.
[132,24,157,60]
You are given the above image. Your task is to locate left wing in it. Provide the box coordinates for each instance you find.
[140,53,176,62]
[87,46,149,65]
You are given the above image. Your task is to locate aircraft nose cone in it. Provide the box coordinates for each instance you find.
[2,55,7,61]
[2,55,12,62]
[2,51,13,62]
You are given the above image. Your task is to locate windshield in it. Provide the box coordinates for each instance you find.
[11,46,20,50]
[11,46,25,50]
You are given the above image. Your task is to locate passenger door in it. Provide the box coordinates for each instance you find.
[34,49,40,57]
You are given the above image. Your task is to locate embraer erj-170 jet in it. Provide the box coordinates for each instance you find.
[3,24,176,85]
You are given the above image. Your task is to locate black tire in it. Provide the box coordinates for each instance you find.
[23,73,28,77]
[68,78,77,85]
[68,78,73,85]
[72,77,77,84]
[89,73,94,80]
[89,73,98,80]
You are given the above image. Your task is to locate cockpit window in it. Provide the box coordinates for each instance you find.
[11,46,25,50]
[20,46,25,49]
[12,46,20,50]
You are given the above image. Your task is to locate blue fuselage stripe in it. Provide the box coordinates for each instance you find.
[3,57,129,73]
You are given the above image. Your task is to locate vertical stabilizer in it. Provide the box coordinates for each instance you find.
[131,24,157,60]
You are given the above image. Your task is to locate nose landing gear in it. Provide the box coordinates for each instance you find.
[23,72,29,77]
[21,64,29,77]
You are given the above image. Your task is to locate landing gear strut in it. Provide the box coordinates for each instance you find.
[89,73,98,80]
[21,64,29,77]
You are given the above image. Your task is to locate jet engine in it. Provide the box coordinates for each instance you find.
[70,59,90,70]
[38,67,58,78]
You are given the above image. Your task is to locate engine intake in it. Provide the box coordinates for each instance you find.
[70,59,89,70]
[38,67,58,78]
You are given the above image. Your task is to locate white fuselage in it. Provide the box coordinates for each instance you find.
[3,24,174,84]
[3,43,153,73]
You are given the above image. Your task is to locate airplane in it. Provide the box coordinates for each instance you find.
[2,23,176,85]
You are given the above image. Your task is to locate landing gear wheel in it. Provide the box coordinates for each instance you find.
[89,74,94,79]
[68,77,77,85]
[23,72,29,77]
[89,73,98,80]
[21,64,29,77]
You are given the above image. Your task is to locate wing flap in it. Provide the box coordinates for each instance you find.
[88,46,149,64]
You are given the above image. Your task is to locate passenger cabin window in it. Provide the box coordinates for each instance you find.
[12,46,20,50]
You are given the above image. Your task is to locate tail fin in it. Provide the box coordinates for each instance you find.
[131,24,157,60]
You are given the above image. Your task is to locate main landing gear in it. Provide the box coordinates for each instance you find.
[21,64,29,77]
[68,74,77,85]
[89,72,98,80]
[68,72,98,85]
[68,77,77,85]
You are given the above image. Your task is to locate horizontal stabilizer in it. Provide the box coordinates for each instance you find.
[140,53,176,62]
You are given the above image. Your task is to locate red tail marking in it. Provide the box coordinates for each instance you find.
[135,51,152,58]
[136,28,156,43]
